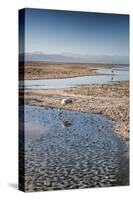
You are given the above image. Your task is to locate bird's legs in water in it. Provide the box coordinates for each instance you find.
[58,107,72,128]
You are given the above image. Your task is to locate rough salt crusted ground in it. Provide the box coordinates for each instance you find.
[23,106,129,192]
[21,81,129,140]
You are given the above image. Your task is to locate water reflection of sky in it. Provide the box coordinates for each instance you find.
[19,66,129,89]
[23,105,129,190]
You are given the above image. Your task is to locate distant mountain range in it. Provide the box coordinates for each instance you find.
[19,52,129,65]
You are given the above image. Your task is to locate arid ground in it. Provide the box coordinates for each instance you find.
[19,61,129,191]
[19,61,129,140]
[19,61,113,80]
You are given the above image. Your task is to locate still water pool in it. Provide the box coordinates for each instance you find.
[19,105,129,191]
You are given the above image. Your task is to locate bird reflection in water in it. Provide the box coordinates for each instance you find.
[61,120,72,128]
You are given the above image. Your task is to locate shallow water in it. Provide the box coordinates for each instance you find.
[19,66,129,89]
[97,66,129,76]
[20,105,129,191]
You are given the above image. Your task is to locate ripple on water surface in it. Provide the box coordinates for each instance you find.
[20,105,129,191]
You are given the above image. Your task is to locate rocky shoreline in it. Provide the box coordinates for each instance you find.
[20,81,129,140]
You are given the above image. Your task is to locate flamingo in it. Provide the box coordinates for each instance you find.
[61,98,73,106]
[58,98,73,128]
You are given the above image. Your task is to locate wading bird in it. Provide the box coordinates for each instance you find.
[61,98,73,106]
[58,98,73,128]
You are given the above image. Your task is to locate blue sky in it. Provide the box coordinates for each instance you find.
[22,8,129,63]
